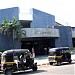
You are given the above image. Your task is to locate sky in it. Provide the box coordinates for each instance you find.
[0,0,75,27]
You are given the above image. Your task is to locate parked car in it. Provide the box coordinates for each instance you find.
[71,50,75,61]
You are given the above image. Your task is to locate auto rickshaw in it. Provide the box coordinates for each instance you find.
[0,49,37,75]
[48,47,71,66]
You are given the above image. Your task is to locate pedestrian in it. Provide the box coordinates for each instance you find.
[32,47,35,58]
[44,48,47,55]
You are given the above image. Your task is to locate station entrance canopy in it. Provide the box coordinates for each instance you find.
[20,28,60,38]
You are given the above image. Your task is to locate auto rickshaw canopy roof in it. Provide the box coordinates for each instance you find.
[49,47,69,52]
[2,49,30,56]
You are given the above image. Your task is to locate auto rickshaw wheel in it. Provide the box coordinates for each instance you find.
[57,61,61,66]
[32,63,37,71]
[32,64,37,71]
[32,66,37,71]
[49,62,53,65]
[4,69,13,75]
[69,59,72,63]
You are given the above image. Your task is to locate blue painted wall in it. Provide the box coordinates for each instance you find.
[55,26,73,47]
[0,33,10,50]
[0,7,73,51]
[0,7,19,24]
[0,7,21,50]
[30,8,55,28]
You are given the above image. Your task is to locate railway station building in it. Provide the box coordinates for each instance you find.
[0,7,74,55]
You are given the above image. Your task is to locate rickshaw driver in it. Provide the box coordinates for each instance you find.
[19,52,32,69]
[18,53,26,69]
[61,50,71,61]
[20,53,24,62]
[61,50,66,59]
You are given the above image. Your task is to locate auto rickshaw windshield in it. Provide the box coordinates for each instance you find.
[49,51,56,56]
[2,53,14,62]
[49,48,61,56]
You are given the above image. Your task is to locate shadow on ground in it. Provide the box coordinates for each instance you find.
[53,61,75,66]
[13,69,47,75]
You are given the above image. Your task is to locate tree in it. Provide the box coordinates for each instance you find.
[1,17,23,38]
[0,17,26,48]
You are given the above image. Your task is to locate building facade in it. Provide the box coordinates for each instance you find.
[0,7,74,55]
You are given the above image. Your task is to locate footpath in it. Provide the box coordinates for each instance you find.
[34,55,49,66]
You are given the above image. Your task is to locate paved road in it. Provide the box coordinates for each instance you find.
[0,56,75,75]
[2,61,73,75]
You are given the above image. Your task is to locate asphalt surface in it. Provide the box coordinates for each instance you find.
[34,55,49,66]
[0,55,75,75]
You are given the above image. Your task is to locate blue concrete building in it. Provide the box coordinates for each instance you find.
[30,8,55,28]
[0,7,74,55]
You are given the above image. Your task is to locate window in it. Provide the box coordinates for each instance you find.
[5,54,14,62]
[49,52,56,56]
[56,50,61,56]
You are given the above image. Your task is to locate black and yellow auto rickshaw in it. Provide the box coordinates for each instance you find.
[1,49,37,75]
[48,47,71,66]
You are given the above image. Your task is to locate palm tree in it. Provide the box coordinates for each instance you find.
[0,17,26,49]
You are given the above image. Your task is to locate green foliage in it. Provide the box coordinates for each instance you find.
[69,47,74,51]
[0,17,24,39]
